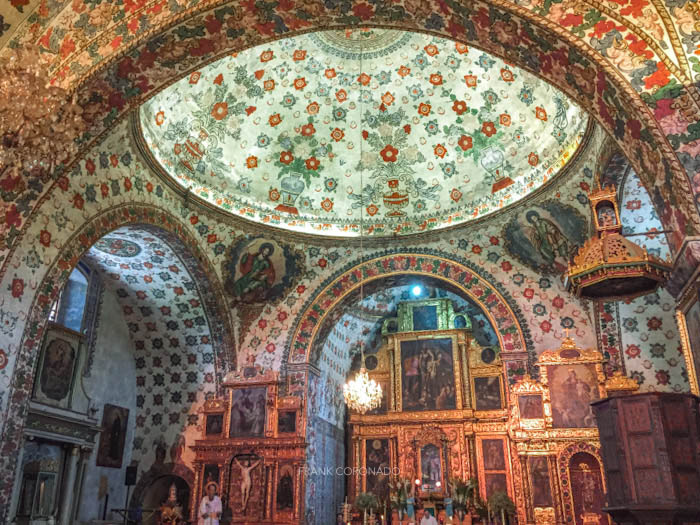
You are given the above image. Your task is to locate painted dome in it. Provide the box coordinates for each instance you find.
[139,29,588,237]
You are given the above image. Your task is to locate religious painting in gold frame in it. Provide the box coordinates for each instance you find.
[537,339,605,429]
[412,426,448,496]
[475,435,512,501]
[676,280,700,395]
[393,331,464,412]
[200,397,228,439]
[509,375,550,430]
[363,438,392,501]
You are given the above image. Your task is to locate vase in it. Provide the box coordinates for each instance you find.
[276,172,305,215]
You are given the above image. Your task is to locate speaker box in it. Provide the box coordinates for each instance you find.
[125,465,137,486]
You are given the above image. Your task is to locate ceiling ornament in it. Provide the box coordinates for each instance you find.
[565,183,672,301]
[0,45,86,181]
[139,29,588,238]
[344,41,382,415]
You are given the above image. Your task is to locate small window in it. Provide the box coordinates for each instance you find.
[49,264,90,333]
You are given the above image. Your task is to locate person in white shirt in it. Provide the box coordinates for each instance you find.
[419,508,439,525]
[198,482,222,525]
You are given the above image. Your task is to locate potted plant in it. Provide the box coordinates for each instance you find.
[449,478,477,523]
[487,491,515,525]
[389,479,412,522]
[356,492,380,525]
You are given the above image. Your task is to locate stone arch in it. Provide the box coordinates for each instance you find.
[284,250,533,372]
[51,5,699,250]
[130,463,196,514]
[0,203,234,516]
[556,442,607,524]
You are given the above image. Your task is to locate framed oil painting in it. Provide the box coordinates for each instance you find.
[473,376,503,411]
[547,364,599,428]
[202,464,220,489]
[400,337,457,411]
[277,465,295,511]
[34,326,81,408]
[678,285,700,395]
[96,404,129,468]
[365,439,390,500]
[528,456,553,508]
[420,444,443,491]
[205,414,224,436]
[412,305,438,331]
[482,439,506,471]
[277,410,296,434]
[518,394,544,419]
[368,379,389,415]
[230,387,267,437]
[484,473,508,498]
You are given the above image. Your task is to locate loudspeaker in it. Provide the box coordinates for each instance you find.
[125,466,137,486]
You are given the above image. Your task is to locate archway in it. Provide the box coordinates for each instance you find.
[0,204,234,517]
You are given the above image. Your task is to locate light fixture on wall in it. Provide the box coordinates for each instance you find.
[0,45,86,181]
[343,42,382,416]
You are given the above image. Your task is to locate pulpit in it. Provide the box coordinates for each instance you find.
[592,392,700,525]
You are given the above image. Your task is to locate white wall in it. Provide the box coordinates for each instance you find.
[77,288,137,522]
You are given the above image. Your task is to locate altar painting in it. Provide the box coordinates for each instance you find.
[420,444,443,490]
[528,456,553,507]
[474,376,502,411]
[547,364,599,428]
[569,452,605,525]
[365,439,390,501]
[400,338,456,411]
[230,387,267,437]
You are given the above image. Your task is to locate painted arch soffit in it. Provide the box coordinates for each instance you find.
[137,29,589,238]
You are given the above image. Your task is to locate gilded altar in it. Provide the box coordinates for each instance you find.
[348,297,623,525]
[189,367,306,524]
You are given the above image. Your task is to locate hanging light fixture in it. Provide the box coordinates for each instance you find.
[0,45,86,181]
[565,181,672,301]
[343,38,382,415]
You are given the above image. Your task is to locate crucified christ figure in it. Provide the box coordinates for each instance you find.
[234,456,261,512]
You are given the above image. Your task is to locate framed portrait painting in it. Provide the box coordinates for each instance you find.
[230,387,267,437]
[678,284,700,395]
[277,410,296,434]
[365,439,391,500]
[96,404,129,468]
[33,325,81,408]
[420,444,443,491]
[473,376,503,411]
[399,337,457,411]
[547,364,599,428]
[205,414,224,436]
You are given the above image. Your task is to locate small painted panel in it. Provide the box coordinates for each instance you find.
[569,452,605,525]
[518,394,543,419]
[205,414,224,436]
[473,376,502,411]
[482,439,505,471]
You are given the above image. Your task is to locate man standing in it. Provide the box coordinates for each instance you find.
[198,482,222,525]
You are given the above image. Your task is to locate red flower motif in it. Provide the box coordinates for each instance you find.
[307,102,320,115]
[362,130,369,140]
[500,68,515,82]
[293,77,307,90]
[499,113,511,127]
[11,278,24,299]
[464,74,477,87]
[424,44,439,56]
[352,2,374,20]
[429,73,443,85]
[269,113,282,126]
[336,89,347,103]
[418,102,431,117]
[535,106,548,121]
[481,121,497,137]
[300,123,315,136]
[260,50,274,62]
[325,68,336,79]
[5,204,21,228]
[278,311,288,322]
[647,317,663,330]
[655,369,670,385]
[381,91,395,106]
[625,344,641,358]
[263,79,275,91]
[455,42,469,54]
[398,65,411,78]
[318,258,327,268]
[528,152,539,166]
[293,49,307,61]
[501,261,512,272]
[450,188,462,202]
[452,100,468,115]
[471,245,482,254]
[266,343,276,353]
[85,158,95,174]
[403,124,411,134]
[540,320,552,333]
[458,135,473,151]
[321,198,334,212]
[124,177,132,191]
[523,288,535,300]
[626,199,642,210]
[366,204,379,216]
[489,236,499,245]
[211,102,228,120]
[146,182,153,193]
[434,144,447,159]
[357,72,371,86]
[72,193,84,210]
[207,234,217,244]
[580,181,590,192]
[305,157,320,170]
[246,156,258,168]
[296,285,306,294]
[380,145,399,162]
[279,151,294,165]
[552,296,565,309]
[190,215,199,225]
[331,128,344,142]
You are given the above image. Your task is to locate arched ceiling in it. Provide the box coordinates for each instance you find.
[139,29,588,237]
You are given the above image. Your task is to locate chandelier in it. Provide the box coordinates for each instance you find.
[565,182,671,301]
[343,41,382,415]
[0,45,86,181]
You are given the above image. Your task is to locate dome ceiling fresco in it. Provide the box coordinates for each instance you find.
[140,29,588,238]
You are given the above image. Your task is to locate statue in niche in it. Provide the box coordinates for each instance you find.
[277,472,294,510]
[160,483,184,524]
[235,456,261,512]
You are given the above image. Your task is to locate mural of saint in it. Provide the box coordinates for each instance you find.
[503,201,587,275]
[400,338,456,411]
[525,210,571,272]
[420,444,442,490]
[223,237,303,306]
[569,452,605,525]
[39,338,76,402]
[548,365,599,428]
[230,387,267,437]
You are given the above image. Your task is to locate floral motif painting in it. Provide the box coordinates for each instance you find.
[502,200,588,274]
[223,237,303,305]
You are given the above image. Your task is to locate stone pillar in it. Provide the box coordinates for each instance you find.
[58,445,80,525]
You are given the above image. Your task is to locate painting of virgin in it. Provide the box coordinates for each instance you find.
[400,338,456,411]
[96,404,129,468]
[37,336,77,404]
[548,364,599,428]
[230,387,267,437]
[223,237,303,305]
[365,439,390,500]
[518,394,544,419]
[420,444,443,490]
[528,456,553,507]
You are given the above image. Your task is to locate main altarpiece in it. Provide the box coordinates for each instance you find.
[188,296,635,524]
